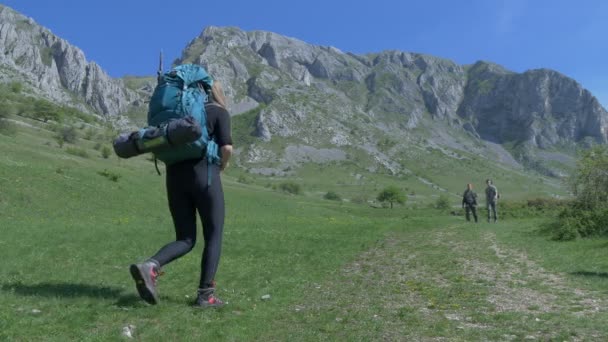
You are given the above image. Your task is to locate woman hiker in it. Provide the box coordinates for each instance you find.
[129,80,233,308]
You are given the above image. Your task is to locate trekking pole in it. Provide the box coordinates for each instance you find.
[157,49,163,83]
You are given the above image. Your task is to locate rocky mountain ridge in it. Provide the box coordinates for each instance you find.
[174,26,606,176]
[1,3,605,180]
[0,4,139,116]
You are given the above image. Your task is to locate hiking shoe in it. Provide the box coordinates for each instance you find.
[194,286,225,308]
[129,261,161,305]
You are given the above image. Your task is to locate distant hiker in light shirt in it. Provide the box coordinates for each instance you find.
[129,79,233,308]
[462,183,478,223]
[485,179,499,223]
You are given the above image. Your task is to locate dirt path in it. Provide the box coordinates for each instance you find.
[286,225,608,341]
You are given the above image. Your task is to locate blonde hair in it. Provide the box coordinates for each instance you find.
[210,81,227,109]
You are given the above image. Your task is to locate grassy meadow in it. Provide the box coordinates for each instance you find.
[1,117,607,341]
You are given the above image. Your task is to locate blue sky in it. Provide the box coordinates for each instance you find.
[3,0,607,107]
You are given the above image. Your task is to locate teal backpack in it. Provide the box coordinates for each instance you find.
[148,64,221,178]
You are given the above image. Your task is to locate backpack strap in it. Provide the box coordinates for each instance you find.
[154,156,161,176]
[205,139,220,186]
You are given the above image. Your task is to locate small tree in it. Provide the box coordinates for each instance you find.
[377,186,405,209]
[570,146,608,209]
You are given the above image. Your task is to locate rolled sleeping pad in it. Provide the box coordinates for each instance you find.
[113,116,203,159]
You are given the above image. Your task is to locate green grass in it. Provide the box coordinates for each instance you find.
[1,121,608,340]
[0,124,399,340]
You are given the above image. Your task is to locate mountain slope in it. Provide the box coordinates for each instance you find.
[174,26,605,180]
[0,5,139,116]
[0,4,601,194]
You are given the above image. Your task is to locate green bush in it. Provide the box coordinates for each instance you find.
[66,147,89,158]
[84,128,96,140]
[434,194,451,210]
[498,199,566,219]
[32,99,62,123]
[0,119,17,136]
[237,175,254,184]
[548,218,581,241]
[0,101,18,117]
[58,126,78,144]
[540,206,608,241]
[9,81,23,94]
[543,147,608,240]
[97,169,121,182]
[278,182,301,195]
[323,191,342,201]
[526,197,569,211]
[55,135,65,148]
[101,146,111,159]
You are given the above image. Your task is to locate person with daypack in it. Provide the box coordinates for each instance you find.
[128,65,233,308]
[462,183,478,223]
[485,179,499,222]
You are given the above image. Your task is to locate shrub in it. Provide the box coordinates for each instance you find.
[57,126,78,144]
[32,99,62,123]
[84,128,96,140]
[434,194,451,210]
[66,147,89,158]
[93,142,102,151]
[10,81,23,94]
[324,191,342,201]
[97,169,121,182]
[0,117,17,136]
[547,218,581,241]
[237,175,254,184]
[526,197,569,211]
[55,135,65,148]
[1,101,18,117]
[543,146,608,240]
[541,203,608,241]
[278,181,301,195]
[101,146,111,159]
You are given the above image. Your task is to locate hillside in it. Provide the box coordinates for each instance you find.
[168,26,606,183]
[1,117,608,341]
[0,4,140,117]
[2,4,607,197]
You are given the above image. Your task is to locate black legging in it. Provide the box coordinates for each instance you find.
[464,203,478,222]
[150,158,224,289]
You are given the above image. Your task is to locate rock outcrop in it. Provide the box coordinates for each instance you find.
[176,26,607,152]
[0,5,139,116]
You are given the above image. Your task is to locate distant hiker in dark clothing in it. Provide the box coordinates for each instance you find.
[485,179,499,222]
[130,80,233,308]
[462,183,478,223]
